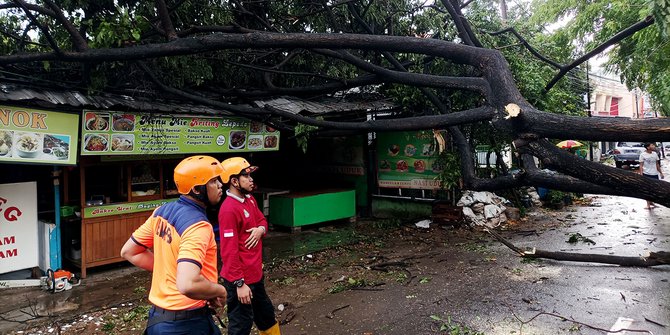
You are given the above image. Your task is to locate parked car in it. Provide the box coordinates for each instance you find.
[612,142,645,168]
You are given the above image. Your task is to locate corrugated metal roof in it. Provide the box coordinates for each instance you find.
[253,96,396,115]
[0,84,230,116]
[0,84,396,117]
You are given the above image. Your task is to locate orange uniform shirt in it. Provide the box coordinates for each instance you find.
[131,196,218,310]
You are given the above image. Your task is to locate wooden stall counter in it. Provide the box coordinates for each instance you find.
[68,210,152,278]
[268,189,356,231]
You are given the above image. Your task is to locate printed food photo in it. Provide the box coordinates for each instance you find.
[264,135,278,148]
[16,132,43,158]
[396,160,409,172]
[85,112,109,131]
[414,160,425,173]
[43,134,70,160]
[250,122,263,133]
[112,114,136,132]
[111,134,134,152]
[404,144,416,157]
[388,144,400,156]
[248,135,263,149]
[84,134,109,152]
[0,130,13,157]
[229,131,247,149]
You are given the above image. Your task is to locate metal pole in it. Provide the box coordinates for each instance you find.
[586,62,594,161]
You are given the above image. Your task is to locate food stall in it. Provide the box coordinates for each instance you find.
[0,105,80,277]
[69,110,280,277]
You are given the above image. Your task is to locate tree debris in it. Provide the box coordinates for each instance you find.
[487,229,670,267]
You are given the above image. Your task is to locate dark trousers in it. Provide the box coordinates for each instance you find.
[145,306,221,335]
[223,277,276,335]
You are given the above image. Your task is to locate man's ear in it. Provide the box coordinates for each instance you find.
[191,186,200,195]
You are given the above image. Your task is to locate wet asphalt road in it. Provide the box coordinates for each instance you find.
[0,165,668,334]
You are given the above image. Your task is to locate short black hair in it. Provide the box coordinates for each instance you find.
[644,142,655,149]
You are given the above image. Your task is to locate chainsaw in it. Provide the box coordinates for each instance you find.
[41,269,81,293]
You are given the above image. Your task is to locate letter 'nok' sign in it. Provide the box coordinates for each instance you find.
[0,106,79,165]
[81,111,280,155]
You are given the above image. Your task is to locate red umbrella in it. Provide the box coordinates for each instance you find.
[556,140,583,149]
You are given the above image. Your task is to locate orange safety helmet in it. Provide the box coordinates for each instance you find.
[220,157,258,183]
[174,155,224,194]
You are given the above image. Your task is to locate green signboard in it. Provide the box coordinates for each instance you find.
[80,111,280,155]
[0,106,79,165]
[83,198,178,218]
[376,130,441,190]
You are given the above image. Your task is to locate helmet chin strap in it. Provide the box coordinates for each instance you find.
[192,185,213,207]
[233,178,251,195]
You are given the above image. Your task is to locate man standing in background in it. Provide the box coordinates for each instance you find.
[218,157,280,335]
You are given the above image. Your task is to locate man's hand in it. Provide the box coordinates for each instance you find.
[237,284,253,304]
[207,289,227,309]
[245,227,264,249]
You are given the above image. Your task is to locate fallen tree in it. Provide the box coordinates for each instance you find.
[0,1,668,205]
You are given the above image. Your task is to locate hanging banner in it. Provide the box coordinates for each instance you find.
[0,182,38,274]
[0,106,79,165]
[80,111,280,155]
[83,198,177,219]
[376,130,441,190]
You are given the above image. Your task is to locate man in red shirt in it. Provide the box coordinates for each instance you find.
[121,155,227,334]
[219,157,280,335]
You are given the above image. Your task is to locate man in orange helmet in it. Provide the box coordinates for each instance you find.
[121,155,227,334]
[219,157,281,335]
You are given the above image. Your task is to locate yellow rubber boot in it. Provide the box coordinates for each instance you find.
[259,322,281,335]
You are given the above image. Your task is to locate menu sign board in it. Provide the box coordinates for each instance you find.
[80,111,280,155]
[0,106,79,165]
[376,130,441,190]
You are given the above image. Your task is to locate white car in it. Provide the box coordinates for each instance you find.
[612,142,645,168]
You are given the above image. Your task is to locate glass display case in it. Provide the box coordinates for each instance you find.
[129,162,162,201]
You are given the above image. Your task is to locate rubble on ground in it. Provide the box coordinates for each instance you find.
[458,191,511,228]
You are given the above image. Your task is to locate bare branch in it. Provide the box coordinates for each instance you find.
[12,0,61,54]
[0,26,47,48]
[545,16,655,91]
[42,0,88,51]
[487,27,562,69]
[0,2,56,17]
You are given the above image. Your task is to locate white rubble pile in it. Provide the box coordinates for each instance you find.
[457,191,511,228]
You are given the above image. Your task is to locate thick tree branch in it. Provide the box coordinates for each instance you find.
[507,107,670,141]
[440,0,475,46]
[519,154,626,196]
[317,49,492,97]
[43,0,87,51]
[13,0,61,55]
[545,16,655,91]
[137,61,497,131]
[515,138,670,206]
[0,2,56,17]
[155,0,178,40]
